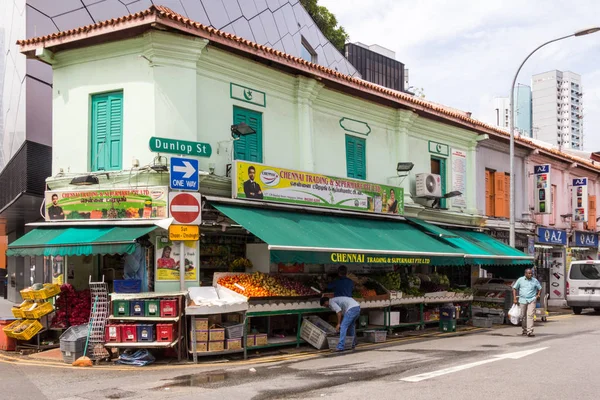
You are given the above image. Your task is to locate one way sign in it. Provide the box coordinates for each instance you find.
[170,157,199,191]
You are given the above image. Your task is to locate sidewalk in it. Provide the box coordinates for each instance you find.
[0,297,16,319]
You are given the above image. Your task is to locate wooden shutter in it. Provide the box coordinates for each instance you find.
[493,171,506,217]
[485,170,494,216]
[345,135,367,180]
[91,91,122,171]
[233,106,262,162]
[504,173,510,219]
[346,135,356,178]
[587,195,597,230]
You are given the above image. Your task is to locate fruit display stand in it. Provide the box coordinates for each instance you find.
[186,286,248,363]
[472,278,515,324]
[106,292,186,361]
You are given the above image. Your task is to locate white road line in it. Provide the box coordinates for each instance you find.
[400,347,548,383]
[171,205,199,212]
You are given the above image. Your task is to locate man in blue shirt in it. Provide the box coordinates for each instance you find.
[326,265,354,297]
[321,296,361,351]
[512,268,542,337]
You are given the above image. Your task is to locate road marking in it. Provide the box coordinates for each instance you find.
[400,347,548,382]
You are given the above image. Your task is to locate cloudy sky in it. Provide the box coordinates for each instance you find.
[320,0,600,150]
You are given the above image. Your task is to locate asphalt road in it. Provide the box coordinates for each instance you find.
[1,311,598,400]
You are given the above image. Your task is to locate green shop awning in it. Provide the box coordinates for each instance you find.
[405,218,533,267]
[6,226,157,257]
[212,204,465,266]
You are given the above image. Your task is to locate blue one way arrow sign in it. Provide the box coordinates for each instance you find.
[170,157,199,191]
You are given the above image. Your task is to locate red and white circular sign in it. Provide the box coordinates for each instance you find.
[168,192,202,225]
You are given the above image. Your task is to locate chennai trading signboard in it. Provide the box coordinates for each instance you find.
[44,187,168,221]
[233,161,404,215]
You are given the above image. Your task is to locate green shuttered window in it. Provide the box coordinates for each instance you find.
[91,91,123,171]
[233,106,263,162]
[345,135,366,179]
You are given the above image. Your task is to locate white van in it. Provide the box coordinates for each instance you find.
[566,260,600,314]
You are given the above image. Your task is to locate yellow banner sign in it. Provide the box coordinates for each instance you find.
[169,225,199,241]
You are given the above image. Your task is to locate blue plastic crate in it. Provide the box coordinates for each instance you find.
[130,300,145,316]
[136,324,155,342]
[114,279,141,294]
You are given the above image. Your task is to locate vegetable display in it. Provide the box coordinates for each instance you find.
[218,272,317,297]
[51,284,91,328]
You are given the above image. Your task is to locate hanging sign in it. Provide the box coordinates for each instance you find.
[155,238,197,282]
[233,161,404,215]
[534,165,552,214]
[572,177,588,222]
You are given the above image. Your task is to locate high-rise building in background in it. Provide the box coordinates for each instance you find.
[493,85,532,138]
[532,70,583,150]
[345,42,406,92]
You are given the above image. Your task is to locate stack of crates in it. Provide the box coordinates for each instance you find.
[59,324,89,363]
[439,306,457,333]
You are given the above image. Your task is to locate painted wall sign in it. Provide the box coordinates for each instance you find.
[44,187,168,221]
[149,137,212,158]
[536,227,567,245]
[233,161,404,215]
[451,149,467,207]
[572,177,588,222]
[428,141,449,156]
[339,117,371,136]
[230,83,266,107]
[534,164,552,214]
[573,231,598,248]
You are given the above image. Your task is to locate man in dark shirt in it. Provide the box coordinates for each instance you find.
[243,166,264,199]
[48,194,65,220]
[327,265,354,297]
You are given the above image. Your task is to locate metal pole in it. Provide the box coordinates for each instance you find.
[509,34,574,247]
[179,241,185,291]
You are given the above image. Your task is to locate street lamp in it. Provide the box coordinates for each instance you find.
[508,27,600,247]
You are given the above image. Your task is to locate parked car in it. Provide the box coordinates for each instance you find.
[566,260,600,314]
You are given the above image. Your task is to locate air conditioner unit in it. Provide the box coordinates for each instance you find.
[415,173,442,197]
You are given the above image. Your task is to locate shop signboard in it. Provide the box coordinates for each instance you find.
[572,177,588,222]
[573,231,598,248]
[232,161,404,215]
[536,227,567,246]
[270,250,463,266]
[44,187,168,221]
[155,238,197,281]
[534,164,552,214]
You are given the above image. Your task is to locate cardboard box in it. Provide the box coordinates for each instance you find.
[255,334,268,346]
[246,334,256,347]
[209,328,225,341]
[190,330,208,342]
[193,341,208,352]
[209,341,224,352]
[369,311,400,326]
[195,318,209,330]
[226,338,242,350]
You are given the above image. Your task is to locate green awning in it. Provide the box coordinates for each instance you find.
[212,204,465,266]
[406,218,533,267]
[6,226,157,257]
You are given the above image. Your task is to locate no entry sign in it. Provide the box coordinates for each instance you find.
[169,192,202,225]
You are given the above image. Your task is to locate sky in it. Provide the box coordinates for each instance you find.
[320,0,600,151]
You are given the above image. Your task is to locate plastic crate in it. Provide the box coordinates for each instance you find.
[160,299,178,317]
[2,320,24,338]
[33,284,61,300]
[440,307,457,320]
[327,336,355,350]
[223,322,244,339]
[113,300,130,317]
[300,316,337,350]
[439,320,457,332]
[364,329,387,343]
[488,313,505,325]
[113,279,141,294]
[472,316,493,328]
[121,325,138,342]
[136,324,155,342]
[60,324,89,352]
[105,325,121,343]
[62,349,84,364]
[129,300,145,317]
[145,300,160,317]
[24,301,54,319]
[12,320,43,341]
[156,323,175,342]
[20,288,35,300]
[11,301,33,319]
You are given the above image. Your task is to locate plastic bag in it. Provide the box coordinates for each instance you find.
[508,304,521,325]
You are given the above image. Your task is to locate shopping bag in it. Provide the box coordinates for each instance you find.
[508,304,521,325]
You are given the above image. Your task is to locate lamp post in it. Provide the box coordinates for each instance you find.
[508,27,600,247]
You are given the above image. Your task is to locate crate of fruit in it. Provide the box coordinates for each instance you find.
[24,301,54,319]
[11,300,34,319]
[2,320,25,338]
[12,320,43,341]
[20,288,35,300]
[33,284,61,300]
[363,329,387,343]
